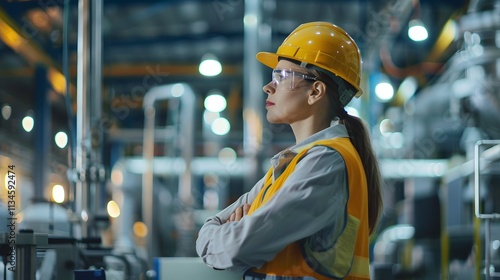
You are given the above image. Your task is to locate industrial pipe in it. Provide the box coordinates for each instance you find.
[142,83,195,264]
[75,0,90,239]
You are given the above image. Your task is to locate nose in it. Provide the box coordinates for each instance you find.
[263,81,275,95]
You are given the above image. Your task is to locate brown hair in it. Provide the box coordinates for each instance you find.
[310,69,383,235]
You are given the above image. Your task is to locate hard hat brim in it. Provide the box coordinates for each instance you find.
[256,52,282,69]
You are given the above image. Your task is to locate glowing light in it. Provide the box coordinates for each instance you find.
[133,221,148,238]
[107,200,121,218]
[1,104,11,120]
[211,117,230,135]
[218,147,237,164]
[379,119,394,136]
[408,19,428,42]
[204,92,227,112]
[4,172,13,191]
[243,15,257,26]
[493,240,500,250]
[22,116,34,132]
[199,54,222,77]
[81,210,89,221]
[111,165,124,186]
[52,184,65,203]
[54,131,68,149]
[375,82,394,102]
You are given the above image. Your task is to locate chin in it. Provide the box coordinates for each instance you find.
[266,115,286,124]
[266,115,278,123]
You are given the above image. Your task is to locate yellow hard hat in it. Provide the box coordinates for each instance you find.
[257,22,363,104]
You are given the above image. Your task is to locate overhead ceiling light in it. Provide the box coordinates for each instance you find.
[54,131,68,149]
[107,200,121,218]
[204,91,227,112]
[22,115,34,132]
[375,82,394,102]
[1,104,11,120]
[372,73,394,102]
[133,221,148,238]
[199,53,222,77]
[408,19,428,42]
[211,117,230,135]
[218,147,237,164]
[52,184,65,203]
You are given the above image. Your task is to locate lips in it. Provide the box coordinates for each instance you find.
[265,100,275,107]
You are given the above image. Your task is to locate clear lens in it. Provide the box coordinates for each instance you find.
[271,69,317,90]
[271,69,292,88]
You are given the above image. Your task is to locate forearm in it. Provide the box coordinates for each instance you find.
[196,182,262,271]
[196,206,253,272]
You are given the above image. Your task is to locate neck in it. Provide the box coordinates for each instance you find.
[290,117,330,144]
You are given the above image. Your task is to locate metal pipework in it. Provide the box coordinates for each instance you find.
[75,0,90,240]
[89,0,104,228]
[474,140,500,280]
[142,83,195,264]
[75,0,103,239]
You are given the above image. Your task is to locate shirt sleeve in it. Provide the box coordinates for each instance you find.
[195,146,348,272]
[196,176,265,270]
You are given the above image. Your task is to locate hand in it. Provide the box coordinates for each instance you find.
[226,203,251,223]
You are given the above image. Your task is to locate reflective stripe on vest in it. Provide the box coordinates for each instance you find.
[245,138,370,280]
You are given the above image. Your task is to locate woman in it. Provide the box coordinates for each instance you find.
[196,22,383,280]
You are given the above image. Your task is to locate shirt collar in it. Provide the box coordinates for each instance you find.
[290,123,349,153]
[271,123,349,161]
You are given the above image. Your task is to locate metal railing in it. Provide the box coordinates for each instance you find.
[474,140,500,279]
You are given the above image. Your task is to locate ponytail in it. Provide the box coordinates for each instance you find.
[308,68,383,235]
[344,115,383,234]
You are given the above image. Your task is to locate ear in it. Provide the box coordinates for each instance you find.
[307,81,327,105]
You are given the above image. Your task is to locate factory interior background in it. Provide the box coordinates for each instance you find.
[0,0,500,279]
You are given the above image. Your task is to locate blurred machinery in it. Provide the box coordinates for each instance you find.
[372,0,500,279]
[0,0,258,277]
[0,0,149,279]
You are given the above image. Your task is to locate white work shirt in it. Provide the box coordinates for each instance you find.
[196,124,350,273]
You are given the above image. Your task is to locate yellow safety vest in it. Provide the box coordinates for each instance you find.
[246,137,371,279]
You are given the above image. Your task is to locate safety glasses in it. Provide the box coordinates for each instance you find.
[271,69,317,89]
